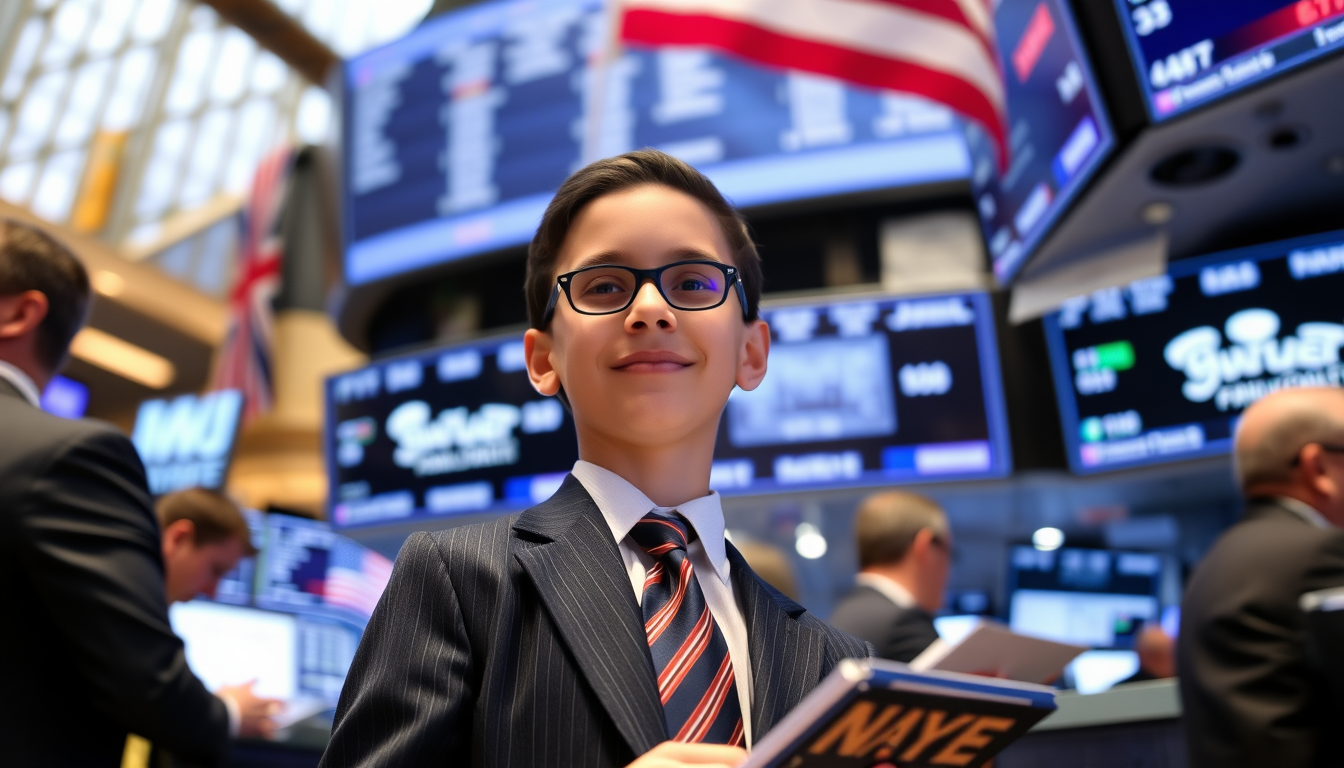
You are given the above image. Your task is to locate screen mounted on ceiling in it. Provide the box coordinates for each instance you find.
[709,290,1012,494]
[342,0,971,285]
[1043,229,1344,474]
[325,333,580,528]
[1115,0,1344,121]
[966,0,1115,284]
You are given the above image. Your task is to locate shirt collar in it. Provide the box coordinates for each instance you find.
[0,361,40,408]
[1273,496,1332,529]
[855,572,918,609]
[570,460,730,583]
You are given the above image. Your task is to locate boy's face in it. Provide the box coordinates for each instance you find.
[525,184,769,452]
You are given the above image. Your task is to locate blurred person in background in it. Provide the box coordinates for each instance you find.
[1179,387,1344,768]
[829,491,952,662]
[732,538,801,602]
[1118,623,1175,685]
[0,218,264,767]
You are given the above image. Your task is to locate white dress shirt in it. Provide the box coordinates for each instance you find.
[854,572,918,610]
[570,460,754,747]
[0,360,40,407]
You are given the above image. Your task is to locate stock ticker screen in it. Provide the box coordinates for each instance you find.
[325,334,580,528]
[1115,0,1344,120]
[1044,230,1344,474]
[967,0,1114,283]
[710,291,1012,494]
[1007,546,1163,650]
[342,0,971,285]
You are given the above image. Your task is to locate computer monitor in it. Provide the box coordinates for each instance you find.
[1113,0,1344,122]
[1007,545,1162,650]
[967,0,1116,283]
[40,375,88,419]
[341,0,970,285]
[256,514,394,622]
[1043,229,1344,474]
[325,334,580,529]
[709,290,1012,494]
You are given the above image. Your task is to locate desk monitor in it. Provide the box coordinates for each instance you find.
[342,0,969,285]
[967,0,1115,283]
[1043,229,1344,474]
[1007,545,1162,650]
[709,290,1012,494]
[1114,0,1344,121]
[213,508,266,607]
[256,513,394,623]
[325,334,580,528]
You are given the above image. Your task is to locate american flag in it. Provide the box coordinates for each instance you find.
[324,537,394,620]
[211,147,295,423]
[618,0,1007,164]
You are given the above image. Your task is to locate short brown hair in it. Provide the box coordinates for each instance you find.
[155,488,258,556]
[524,149,763,330]
[855,491,949,569]
[0,219,90,371]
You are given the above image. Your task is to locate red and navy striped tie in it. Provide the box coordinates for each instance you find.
[629,512,745,746]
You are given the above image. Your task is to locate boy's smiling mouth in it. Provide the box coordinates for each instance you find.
[612,350,694,372]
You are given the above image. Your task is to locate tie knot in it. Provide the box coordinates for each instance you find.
[629,512,694,558]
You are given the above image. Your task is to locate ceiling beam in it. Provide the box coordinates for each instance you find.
[196,0,340,86]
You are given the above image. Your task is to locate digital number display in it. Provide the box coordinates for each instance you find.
[710,291,1012,493]
[343,0,970,285]
[966,0,1115,283]
[1044,230,1344,473]
[1116,0,1344,119]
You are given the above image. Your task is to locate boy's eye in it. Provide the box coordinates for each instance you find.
[585,280,627,295]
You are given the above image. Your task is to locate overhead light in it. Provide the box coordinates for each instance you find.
[69,327,175,389]
[91,270,125,297]
[794,522,828,560]
[1032,527,1065,552]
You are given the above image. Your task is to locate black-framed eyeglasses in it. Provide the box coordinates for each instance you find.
[541,259,748,328]
[1290,443,1344,466]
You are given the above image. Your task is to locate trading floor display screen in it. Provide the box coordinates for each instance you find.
[1008,546,1162,650]
[1044,230,1344,473]
[710,291,1012,494]
[326,334,579,528]
[1116,0,1344,120]
[343,0,970,284]
[967,0,1114,283]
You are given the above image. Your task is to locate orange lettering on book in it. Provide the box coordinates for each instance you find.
[931,716,1017,766]
[807,702,904,757]
[899,711,975,762]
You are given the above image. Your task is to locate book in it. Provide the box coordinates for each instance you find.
[910,619,1087,684]
[742,658,1057,768]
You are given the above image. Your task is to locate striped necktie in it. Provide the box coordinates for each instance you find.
[629,512,744,746]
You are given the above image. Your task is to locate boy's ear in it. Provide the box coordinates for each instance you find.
[524,328,562,397]
[735,319,770,392]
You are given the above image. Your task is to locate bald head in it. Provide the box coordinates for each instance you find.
[1235,387,1344,492]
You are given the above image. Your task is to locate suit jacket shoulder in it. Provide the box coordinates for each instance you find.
[829,585,937,663]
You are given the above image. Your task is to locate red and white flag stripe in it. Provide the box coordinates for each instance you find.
[619,0,1007,162]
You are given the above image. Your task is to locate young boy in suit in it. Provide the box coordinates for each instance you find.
[321,150,869,768]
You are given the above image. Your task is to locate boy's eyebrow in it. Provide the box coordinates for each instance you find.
[568,248,723,271]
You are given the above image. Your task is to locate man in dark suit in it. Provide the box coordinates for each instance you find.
[322,151,869,767]
[829,491,951,663]
[1179,387,1344,768]
[0,219,265,766]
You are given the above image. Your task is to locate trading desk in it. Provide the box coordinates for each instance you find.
[999,679,1186,768]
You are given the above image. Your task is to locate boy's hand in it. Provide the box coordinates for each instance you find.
[626,741,748,767]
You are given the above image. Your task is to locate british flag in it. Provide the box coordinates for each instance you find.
[618,0,1008,165]
[211,147,295,422]
[324,537,394,620]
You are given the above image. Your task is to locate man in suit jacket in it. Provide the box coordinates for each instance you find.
[0,219,262,766]
[1179,387,1344,768]
[829,491,951,663]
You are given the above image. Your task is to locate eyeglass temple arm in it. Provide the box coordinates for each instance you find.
[541,284,562,328]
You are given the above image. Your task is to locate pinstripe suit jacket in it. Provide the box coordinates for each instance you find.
[320,475,870,767]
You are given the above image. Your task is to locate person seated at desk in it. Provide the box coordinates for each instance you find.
[830,491,952,663]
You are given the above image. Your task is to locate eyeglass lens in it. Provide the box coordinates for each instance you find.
[569,264,726,313]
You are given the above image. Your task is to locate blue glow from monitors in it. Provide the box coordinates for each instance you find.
[967,0,1115,284]
[1115,0,1344,121]
[341,0,969,285]
[40,375,88,419]
[709,290,1012,494]
[1043,229,1344,474]
[324,334,580,528]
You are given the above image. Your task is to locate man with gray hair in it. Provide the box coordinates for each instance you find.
[829,491,952,662]
[1179,387,1344,768]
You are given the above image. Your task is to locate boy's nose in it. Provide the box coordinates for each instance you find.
[626,280,676,330]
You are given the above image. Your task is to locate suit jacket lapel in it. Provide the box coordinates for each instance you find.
[512,475,667,756]
[727,543,827,739]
